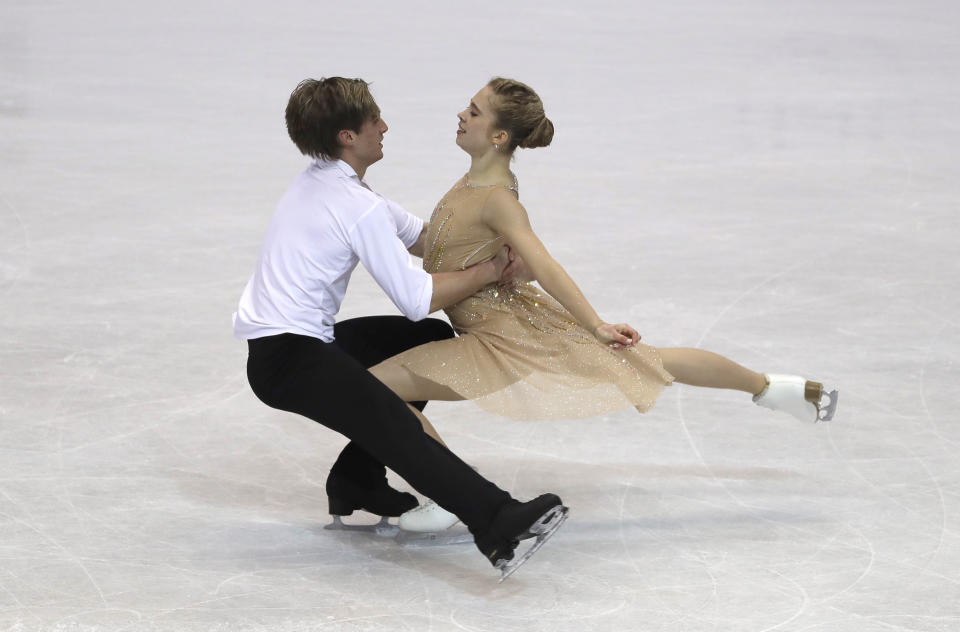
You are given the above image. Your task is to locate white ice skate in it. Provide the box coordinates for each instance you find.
[753,374,839,423]
[395,500,473,547]
[399,499,460,532]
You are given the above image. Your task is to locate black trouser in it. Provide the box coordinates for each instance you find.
[246,316,511,535]
[328,316,452,483]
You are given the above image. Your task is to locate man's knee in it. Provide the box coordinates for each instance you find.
[418,318,455,343]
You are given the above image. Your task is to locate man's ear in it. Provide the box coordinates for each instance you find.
[337,129,356,149]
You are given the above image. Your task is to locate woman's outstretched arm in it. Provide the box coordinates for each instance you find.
[481,188,638,348]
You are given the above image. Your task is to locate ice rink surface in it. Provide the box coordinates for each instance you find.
[2,0,959,630]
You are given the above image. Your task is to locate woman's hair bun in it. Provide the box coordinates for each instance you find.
[519,116,554,149]
[487,77,554,151]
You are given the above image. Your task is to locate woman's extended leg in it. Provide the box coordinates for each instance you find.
[656,347,838,423]
[657,347,767,394]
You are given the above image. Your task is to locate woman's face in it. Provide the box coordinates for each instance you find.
[456,86,501,155]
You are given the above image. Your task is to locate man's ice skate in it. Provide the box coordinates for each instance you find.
[475,493,568,583]
[324,472,418,536]
[395,500,473,546]
[753,373,839,423]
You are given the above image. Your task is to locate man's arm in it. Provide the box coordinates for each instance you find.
[428,248,508,312]
[398,212,508,312]
[351,202,508,321]
[408,225,428,258]
[382,199,427,258]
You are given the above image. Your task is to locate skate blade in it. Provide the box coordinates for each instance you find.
[395,527,474,548]
[817,389,839,422]
[324,515,398,537]
[495,505,569,583]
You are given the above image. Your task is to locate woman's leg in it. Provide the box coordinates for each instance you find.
[405,404,448,446]
[658,347,838,422]
[657,347,767,395]
[370,359,466,402]
[369,360,465,447]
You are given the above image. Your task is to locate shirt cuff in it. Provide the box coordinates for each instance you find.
[412,271,433,321]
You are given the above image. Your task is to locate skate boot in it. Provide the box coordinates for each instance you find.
[325,470,418,535]
[753,374,839,423]
[475,493,568,582]
[395,499,474,546]
[399,499,460,532]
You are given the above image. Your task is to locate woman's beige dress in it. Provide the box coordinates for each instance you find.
[382,176,673,420]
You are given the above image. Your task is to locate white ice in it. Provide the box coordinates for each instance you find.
[2,1,959,630]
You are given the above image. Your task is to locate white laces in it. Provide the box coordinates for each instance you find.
[409,500,438,514]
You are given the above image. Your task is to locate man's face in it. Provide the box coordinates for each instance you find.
[351,113,388,168]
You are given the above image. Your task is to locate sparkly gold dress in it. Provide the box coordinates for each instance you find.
[382,176,674,420]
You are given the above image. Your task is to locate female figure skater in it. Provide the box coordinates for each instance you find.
[369,77,838,531]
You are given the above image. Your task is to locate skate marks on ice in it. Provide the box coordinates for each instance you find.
[0,192,30,297]
[395,527,475,547]
[663,327,960,628]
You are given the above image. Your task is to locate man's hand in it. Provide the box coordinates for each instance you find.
[431,248,508,312]
[471,246,529,289]
[499,245,535,286]
[491,246,511,278]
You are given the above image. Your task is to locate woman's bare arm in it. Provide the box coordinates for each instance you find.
[481,188,637,347]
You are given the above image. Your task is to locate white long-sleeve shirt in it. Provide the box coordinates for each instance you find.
[233,159,432,342]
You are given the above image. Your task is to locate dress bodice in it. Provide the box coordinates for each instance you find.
[384,175,673,422]
[422,176,518,274]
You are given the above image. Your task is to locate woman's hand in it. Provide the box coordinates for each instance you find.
[592,322,640,349]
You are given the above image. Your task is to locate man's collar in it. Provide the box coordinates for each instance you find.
[314,157,361,180]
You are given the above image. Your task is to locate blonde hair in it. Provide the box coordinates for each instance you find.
[285,77,380,160]
[486,77,554,151]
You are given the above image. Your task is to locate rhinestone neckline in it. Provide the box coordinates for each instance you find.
[464,174,519,191]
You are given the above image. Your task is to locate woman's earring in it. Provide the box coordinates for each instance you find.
[493,143,500,151]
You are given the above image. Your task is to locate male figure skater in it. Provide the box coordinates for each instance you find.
[233,77,566,580]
